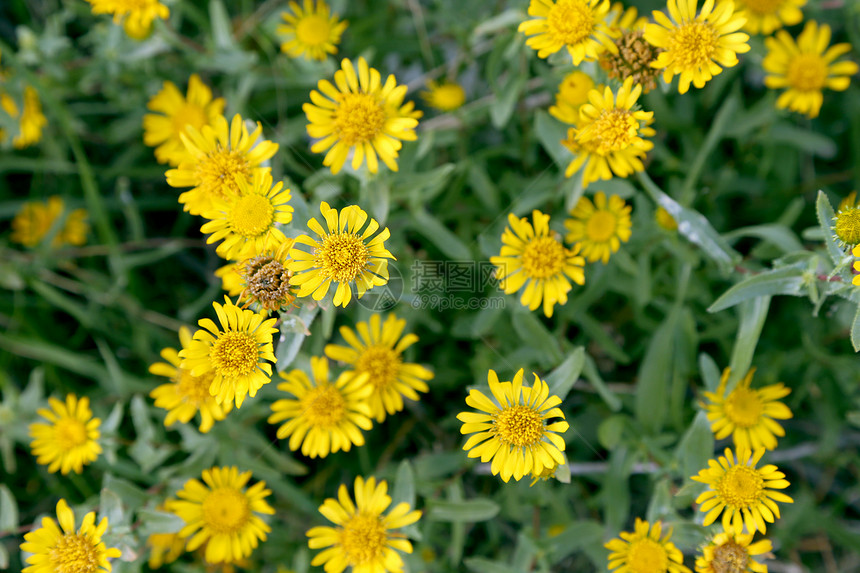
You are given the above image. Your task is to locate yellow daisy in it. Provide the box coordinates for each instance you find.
[233,239,298,312]
[147,530,185,569]
[564,191,632,263]
[701,367,792,451]
[179,297,278,409]
[548,70,595,125]
[268,356,373,458]
[490,210,585,318]
[11,86,47,149]
[605,518,691,573]
[853,244,860,286]
[734,0,805,35]
[457,369,569,483]
[763,20,859,119]
[692,447,793,534]
[307,475,422,573]
[200,170,293,260]
[216,261,245,297]
[303,57,420,174]
[517,0,618,65]
[168,466,275,564]
[149,326,233,433]
[838,191,857,213]
[421,80,467,112]
[644,0,750,94]
[695,528,772,573]
[143,74,226,166]
[10,196,89,248]
[562,78,655,188]
[29,394,102,475]
[600,5,662,93]
[277,0,348,61]
[528,460,560,486]
[324,313,433,423]
[287,201,395,307]
[833,205,860,245]
[85,0,169,39]
[20,499,122,573]
[165,114,279,216]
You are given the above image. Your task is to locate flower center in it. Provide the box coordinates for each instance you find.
[834,208,860,245]
[588,108,640,154]
[742,0,787,15]
[786,53,828,91]
[671,21,718,68]
[50,533,101,573]
[176,368,216,405]
[558,73,594,107]
[211,331,260,377]
[717,466,765,507]
[196,147,251,200]
[712,541,750,573]
[230,194,275,238]
[520,236,566,279]
[316,233,370,283]
[547,0,595,46]
[355,345,402,390]
[626,538,669,573]
[601,29,662,93]
[586,210,618,242]
[243,256,294,309]
[301,384,347,428]
[724,387,764,428]
[334,93,386,146]
[296,14,332,46]
[340,513,387,565]
[54,417,88,450]
[494,405,544,447]
[201,487,251,534]
[172,103,208,138]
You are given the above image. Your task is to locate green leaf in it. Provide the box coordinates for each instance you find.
[464,558,515,573]
[582,355,622,412]
[547,520,605,565]
[698,353,722,392]
[597,414,626,449]
[0,485,18,533]
[769,122,837,158]
[392,460,416,509]
[99,488,126,527]
[728,296,771,384]
[852,303,860,353]
[208,0,234,50]
[544,347,585,402]
[410,209,472,260]
[646,479,676,523]
[723,223,804,254]
[534,110,570,168]
[511,311,563,364]
[635,308,680,434]
[817,190,845,266]
[491,74,526,128]
[708,268,803,313]
[676,412,715,480]
[136,509,186,537]
[426,498,500,522]
[276,305,320,372]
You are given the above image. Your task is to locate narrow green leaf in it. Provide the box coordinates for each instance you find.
[680,92,738,202]
[427,498,500,522]
[276,305,320,372]
[769,122,837,157]
[817,190,844,266]
[490,75,525,128]
[698,353,722,392]
[534,110,570,167]
[728,296,771,385]
[391,460,421,540]
[464,558,515,573]
[511,311,563,364]
[723,224,804,254]
[136,509,186,537]
[410,210,471,260]
[852,303,860,353]
[0,485,18,533]
[0,543,7,569]
[635,309,680,434]
[582,355,622,412]
[597,414,627,449]
[209,0,234,49]
[547,520,604,565]
[99,489,126,527]
[646,479,676,523]
[545,347,585,402]
[676,412,715,480]
[708,268,803,313]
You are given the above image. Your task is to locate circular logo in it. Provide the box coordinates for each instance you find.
[357,262,404,311]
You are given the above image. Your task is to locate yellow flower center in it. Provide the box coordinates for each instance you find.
[430,84,466,111]
[340,513,387,565]
[296,14,332,46]
[626,538,669,573]
[316,232,370,283]
[742,0,786,15]
[717,466,764,507]
[547,0,595,46]
[355,345,402,390]
[494,405,544,447]
[834,207,860,245]
[230,194,275,238]
[54,417,88,450]
[589,108,640,155]
[671,21,718,69]
[197,147,251,199]
[520,236,565,279]
[585,210,618,242]
[724,387,764,428]
[301,383,347,429]
[334,93,386,146]
[172,103,208,138]
[786,53,828,92]
[201,487,251,534]
[211,331,260,377]
[50,532,101,573]
[176,368,216,405]
[712,540,749,573]
[559,73,594,107]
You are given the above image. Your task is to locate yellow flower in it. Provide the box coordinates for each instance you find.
[694,528,772,573]
[517,0,618,65]
[288,201,395,307]
[605,518,691,573]
[85,0,169,39]
[10,196,89,248]
[307,475,421,573]
[10,86,47,148]
[564,191,632,263]
[168,466,275,564]
[20,499,122,573]
[165,114,279,216]
[216,261,245,297]
[179,297,278,409]
[644,0,750,94]
[143,74,226,166]
[692,447,793,534]
[548,71,595,125]
[763,20,859,119]
[528,460,560,486]
[147,530,185,569]
[324,313,433,423]
[268,356,373,458]
[277,0,348,61]
[838,191,857,213]
[149,326,233,433]
[490,210,585,318]
[421,80,467,112]
[230,239,298,313]
[734,0,805,35]
[304,57,420,174]
[655,206,678,231]
[600,4,662,93]
[562,78,655,188]
[701,367,792,451]
[200,170,293,260]
[853,244,860,286]
[29,394,102,475]
[457,369,569,483]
